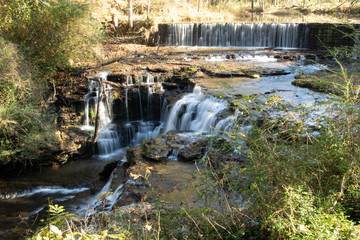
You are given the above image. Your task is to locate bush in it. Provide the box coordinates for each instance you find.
[0,37,57,166]
[0,0,103,72]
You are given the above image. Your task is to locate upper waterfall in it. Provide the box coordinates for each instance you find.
[159,23,309,48]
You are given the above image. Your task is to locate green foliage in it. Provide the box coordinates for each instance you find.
[0,37,57,165]
[32,204,128,240]
[0,0,103,72]
[269,187,360,239]
[190,31,360,237]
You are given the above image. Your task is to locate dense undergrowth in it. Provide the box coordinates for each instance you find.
[0,0,103,167]
[1,0,359,238]
[30,33,360,239]
[0,37,58,166]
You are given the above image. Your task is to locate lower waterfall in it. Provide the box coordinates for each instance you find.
[164,86,232,134]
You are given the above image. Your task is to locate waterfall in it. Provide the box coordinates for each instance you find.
[137,88,144,120]
[126,75,133,86]
[164,86,228,133]
[160,96,168,122]
[81,74,112,131]
[97,124,122,156]
[146,73,155,85]
[82,81,99,131]
[159,23,309,48]
[147,86,154,121]
[214,110,240,136]
[81,72,122,157]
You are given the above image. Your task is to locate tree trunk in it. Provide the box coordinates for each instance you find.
[251,0,254,9]
[93,82,103,144]
[128,0,133,30]
[147,0,151,19]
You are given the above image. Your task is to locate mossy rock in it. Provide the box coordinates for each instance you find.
[178,139,209,162]
[292,76,343,95]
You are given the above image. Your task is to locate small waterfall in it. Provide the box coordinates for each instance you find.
[126,75,133,86]
[125,88,130,123]
[81,72,121,157]
[146,73,155,85]
[214,110,240,136]
[118,94,168,147]
[147,86,154,121]
[160,96,168,122]
[97,124,122,156]
[159,23,309,48]
[164,86,228,133]
[137,88,144,120]
[138,75,144,84]
[82,81,99,131]
[131,122,162,145]
[157,75,165,92]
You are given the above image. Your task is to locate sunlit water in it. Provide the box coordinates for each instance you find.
[0,49,331,239]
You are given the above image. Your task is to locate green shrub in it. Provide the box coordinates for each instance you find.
[0,37,57,166]
[0,0,103,72]
[269,187,360,239]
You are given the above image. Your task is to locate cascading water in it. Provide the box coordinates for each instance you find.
[159,23,309,48]
[82,80,99,131]
[164,86,230,133]
[116,78,168,147]
[81,72,122,157]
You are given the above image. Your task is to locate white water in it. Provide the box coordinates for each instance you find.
[75,156,127,214]
[0,186,89,200]
[81,72,122,157]
[206,53,277,62]
[164,86,229,133]
[161,23,308,48]
[1,52,331,238]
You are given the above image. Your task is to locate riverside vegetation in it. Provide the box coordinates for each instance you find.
[31,30,360,239]
[0,0,103,167]
[1,0,360,239]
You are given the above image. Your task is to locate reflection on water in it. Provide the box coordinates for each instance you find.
[200,59,328,105]
[0,155,124,238]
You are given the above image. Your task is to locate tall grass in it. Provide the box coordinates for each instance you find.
[0,0,104,72]
[0,38,57,167]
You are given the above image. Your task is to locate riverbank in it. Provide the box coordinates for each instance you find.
[19,41,359,239]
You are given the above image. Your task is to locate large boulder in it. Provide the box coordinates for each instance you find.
[207,138,247,169]
[142,131,188,162]
[178,139,208,162]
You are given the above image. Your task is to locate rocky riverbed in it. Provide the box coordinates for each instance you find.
[2,43,349,239]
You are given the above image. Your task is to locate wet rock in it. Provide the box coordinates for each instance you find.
[232,72,246,77]
[142,131,188,162]
[99,161,120,181]
[178,139,208,162]
[165,92,187,106]
[292,74,343,95]
[162,82,179,90]
[207,138,247,169]
[126,145,143,166]
[54,128,92,161]
[261,69,290,76]
[214,72,233,78]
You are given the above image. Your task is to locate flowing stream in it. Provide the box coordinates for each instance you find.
[0,47,329,239]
